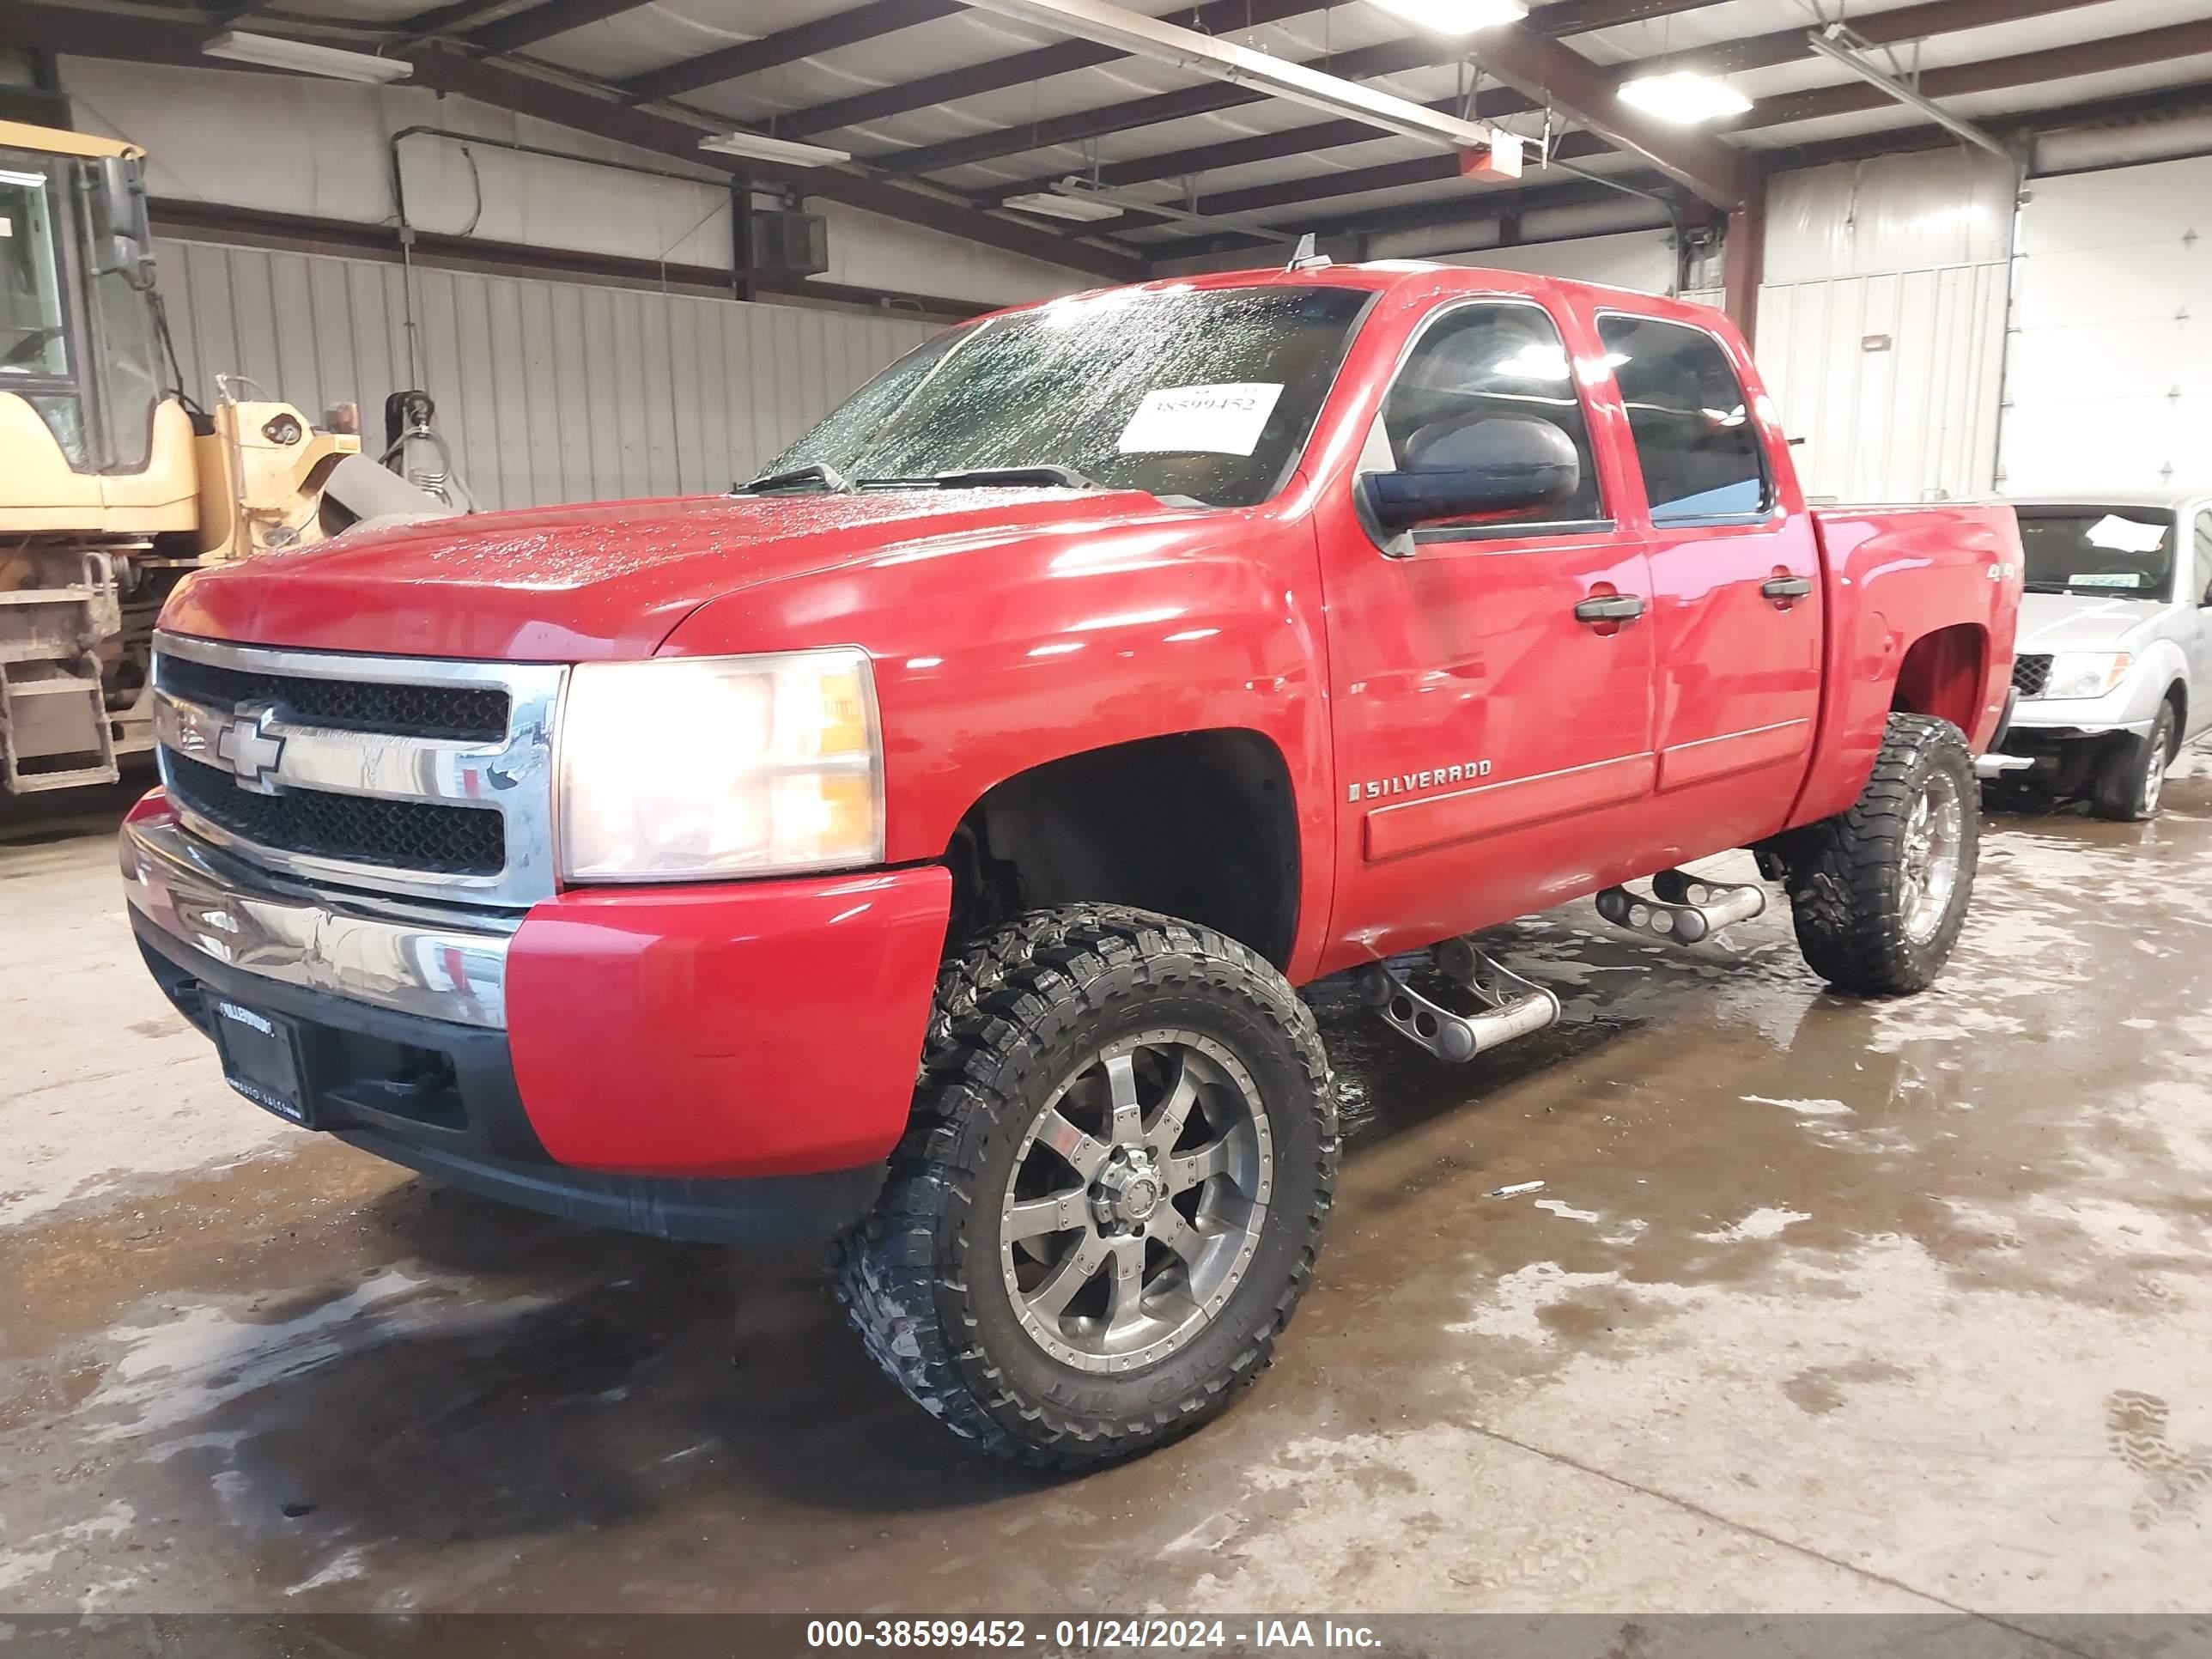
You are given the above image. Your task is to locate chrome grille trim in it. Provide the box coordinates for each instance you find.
[153,630,566,909]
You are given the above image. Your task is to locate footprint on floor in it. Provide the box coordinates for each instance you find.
[2105,1389,2212,1529]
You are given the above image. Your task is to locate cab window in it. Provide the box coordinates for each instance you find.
[1376,301,1604,530]
[1595,313,1770,525]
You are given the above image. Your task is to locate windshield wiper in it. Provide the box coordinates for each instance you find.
[857,465,1099,491]
[735,461,854,495]
[2022,581,2071,593]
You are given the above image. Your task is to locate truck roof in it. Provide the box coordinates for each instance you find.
[979,260,1724,326]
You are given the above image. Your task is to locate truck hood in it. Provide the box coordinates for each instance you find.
[2014,591,2168,655]
[161,488,1194,660]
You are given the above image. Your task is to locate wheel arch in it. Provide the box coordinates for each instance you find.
[1890,623,1990,738]
[942,727,1302,970]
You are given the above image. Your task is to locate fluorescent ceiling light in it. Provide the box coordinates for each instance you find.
[1005,190,1126,222]
[1616,70,1753,125]
[1047,178,1298,244]
[1364,0,1528,36]
[962,0,1514,167]
[203,30,411,83]
[699,131,852,168]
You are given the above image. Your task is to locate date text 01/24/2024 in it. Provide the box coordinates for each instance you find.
[804,1619,1383,1649]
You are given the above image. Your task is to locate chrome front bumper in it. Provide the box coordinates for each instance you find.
[120,813,514,1030]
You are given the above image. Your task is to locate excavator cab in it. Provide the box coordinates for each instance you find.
[0,119,365,793]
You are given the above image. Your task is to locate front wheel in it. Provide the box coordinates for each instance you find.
[834,905,1337,1469]
[1784,714,1979,995]
[2092,703,2175,822]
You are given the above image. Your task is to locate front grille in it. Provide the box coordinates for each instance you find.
[2013,653,2053,699]
[166,751,506,877]
[159,654,509,744]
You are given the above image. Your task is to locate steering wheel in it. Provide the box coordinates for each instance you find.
[0,326,64,371]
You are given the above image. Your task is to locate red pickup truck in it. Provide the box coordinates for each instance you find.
[123,263,2021,1468]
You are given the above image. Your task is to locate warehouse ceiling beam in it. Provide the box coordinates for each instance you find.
[1739,17,2212,131]
[1802,27,2012,160]
[949,0,1523,173]
[1140,15,2212,242]
[775,0,1320,137]
[464,0,654,55]
[1140,66,2212,263]
[981,0,2104,204]
[620,0,962,105]
[0,1,1140,281]
[1444,20,1756,207]
[884,35,1456,178]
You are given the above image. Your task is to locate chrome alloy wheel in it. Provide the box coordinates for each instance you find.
[1899,767,1966,944]
[999,1029,1273,1375]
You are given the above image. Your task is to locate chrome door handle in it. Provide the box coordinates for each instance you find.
[1762,575,1814,603]
[1574,594,1646,624]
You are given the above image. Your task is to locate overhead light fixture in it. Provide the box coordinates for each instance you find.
[1364,0,1528,36]
[1045,178,1301,244]
[1616,70,1753,125]
[203,30,412,83]
[961,0,1519,177]
[699,131,852,168]
[1802,27,2011,160]
[1004,189,1126,222]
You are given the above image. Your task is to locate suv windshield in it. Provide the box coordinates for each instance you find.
[764,283,1373,508]
[2017,507,2178,600]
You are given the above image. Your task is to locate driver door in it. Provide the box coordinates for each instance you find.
[1319,295,1658,964]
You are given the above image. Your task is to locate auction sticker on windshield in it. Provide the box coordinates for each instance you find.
[1117,383,1285,456]
[2086,514,2167,554]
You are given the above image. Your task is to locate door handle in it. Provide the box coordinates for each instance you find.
[1762,575,1814,603]
[1574,594,1647,625]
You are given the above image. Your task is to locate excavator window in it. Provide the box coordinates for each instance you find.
[0,158,69,380]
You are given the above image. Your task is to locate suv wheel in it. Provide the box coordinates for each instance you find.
[835,905,1337,1469]
[1784,713,1979,995]
[2091,702,2175,822]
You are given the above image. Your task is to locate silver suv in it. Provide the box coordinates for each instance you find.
[1985,492,2212,818]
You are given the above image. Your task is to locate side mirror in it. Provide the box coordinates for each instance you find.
[92,155,155,283]
[1359,413,1580,536]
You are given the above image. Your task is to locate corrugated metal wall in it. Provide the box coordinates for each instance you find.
[1752,152,2015,504]
[1757,264,2009,503]
[1999,154,2212,497]
[153,237,939,512]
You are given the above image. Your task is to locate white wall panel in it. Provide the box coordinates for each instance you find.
[1756,262,2008,504]
[1999,154,2212,498]
[1753,153,2015,503]
[153,238,936,512]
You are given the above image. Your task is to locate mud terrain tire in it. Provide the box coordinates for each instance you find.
[834,905,1338,1469]
[1785,713,1978,995]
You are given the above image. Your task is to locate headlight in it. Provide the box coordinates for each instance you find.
[557,648,882,881]
[2040,651,2133,701]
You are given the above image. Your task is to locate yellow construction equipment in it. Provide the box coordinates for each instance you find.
[1,119,362,793]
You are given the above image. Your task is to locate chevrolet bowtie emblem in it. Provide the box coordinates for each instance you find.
[215,703,287,793]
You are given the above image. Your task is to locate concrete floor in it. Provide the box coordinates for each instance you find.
[3,763,2209,1618]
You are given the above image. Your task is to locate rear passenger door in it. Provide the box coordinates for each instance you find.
[1594,312,1825,864]
[1320,296,1658,962]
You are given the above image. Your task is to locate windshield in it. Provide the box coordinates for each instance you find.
[765,283,1374,508]
[2017,508,2178,600]
[0,156,68,378]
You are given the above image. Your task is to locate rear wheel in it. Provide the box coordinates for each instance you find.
[2091,702,2175,822]
[834,905,1337,1469]
[1784,713,1978,995]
